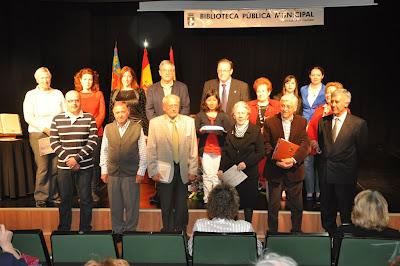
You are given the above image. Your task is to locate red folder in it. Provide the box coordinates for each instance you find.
[272,138,300,160]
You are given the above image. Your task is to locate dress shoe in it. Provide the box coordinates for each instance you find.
[92,192,100,202]
[35,201,47,208]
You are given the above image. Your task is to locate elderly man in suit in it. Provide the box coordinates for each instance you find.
[147,94,198,233]
[201,58,249,116]
[317,88,368,235]
[145,60,191,206]
[264,94,310,233]
[146,60,190,120]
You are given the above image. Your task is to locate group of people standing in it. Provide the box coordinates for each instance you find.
[22,58,368,237]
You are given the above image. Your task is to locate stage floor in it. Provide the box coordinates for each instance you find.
[1,149,399,213]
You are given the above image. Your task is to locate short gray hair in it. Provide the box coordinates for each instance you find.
[332,88,352,104]
[159,60,175,71]
[255,252,298,266]
[231,101,251,117]
[162,94,180,105]
[280,94,298,109]
[34,67,52,81]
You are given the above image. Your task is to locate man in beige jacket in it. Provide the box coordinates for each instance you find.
[147,94,198,232]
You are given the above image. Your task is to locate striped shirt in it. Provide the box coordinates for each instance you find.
[50,111,98,170]
[188,218,263,256]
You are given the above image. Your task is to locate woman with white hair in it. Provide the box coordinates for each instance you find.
[23,67,65,208]
[217,101,265,223]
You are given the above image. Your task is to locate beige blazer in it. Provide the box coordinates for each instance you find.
[147,114,198,184]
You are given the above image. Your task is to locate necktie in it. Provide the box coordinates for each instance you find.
[332,117,340,142]
[171,120,179,163]
[221,83,227,112]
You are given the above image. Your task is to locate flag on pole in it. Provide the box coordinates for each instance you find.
[169,46,176,80]
[140,48,153,91]
[111,42,121,91]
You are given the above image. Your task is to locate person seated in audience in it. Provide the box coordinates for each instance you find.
[85,258,130,266]
[187,183,263,256]
[333,190,400,260]
[336,189,400,237]
[0,224,28,266]
[255,252,297,266]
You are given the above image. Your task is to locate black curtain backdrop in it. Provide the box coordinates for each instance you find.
[1,0,399,156]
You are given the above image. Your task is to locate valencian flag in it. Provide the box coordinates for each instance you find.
[111,42,121,91]
[140,48,153,91]
[169,46,176,80]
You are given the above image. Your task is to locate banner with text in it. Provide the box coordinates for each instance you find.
[184,8,324,28]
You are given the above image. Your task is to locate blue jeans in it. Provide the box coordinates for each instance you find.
[57,168,93,232]
[304,155,319,195]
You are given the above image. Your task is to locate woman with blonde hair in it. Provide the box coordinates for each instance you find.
[336,189,400,236]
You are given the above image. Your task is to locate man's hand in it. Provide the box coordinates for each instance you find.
[136,175,144,183]
[66,157,78,168]
[101,174,109,183]
[276,158,294,169]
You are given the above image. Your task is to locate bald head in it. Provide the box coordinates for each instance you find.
[65,90,81,115]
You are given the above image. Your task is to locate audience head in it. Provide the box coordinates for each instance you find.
[34,67,52,90]
[113,101,130,125]
[308,66,325,85]
[280,94,298,119]
[201,90,221,112]
[324,82,343,104]
[232,101,250,126]
[217,58,234,83]
[85,258,130,266]
[159,60,175,84]
[120,66,139,89]
[162,94,180,119]
[255,252,298,266]
[351,189,390,231]
[253,77,273,103]
[74,68,100,92]
[331,88,351,116]
[281,75,299,97]
[207,183,240,220]
[65,90,81,115]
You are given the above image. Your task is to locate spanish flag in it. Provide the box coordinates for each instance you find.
[111,42,121,91]
[169,46,176,80]
[140,48,153,91]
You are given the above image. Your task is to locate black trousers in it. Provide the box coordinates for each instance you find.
[158,163,188,232]
[319,177,356,234]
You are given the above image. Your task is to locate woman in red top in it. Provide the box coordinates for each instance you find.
[195,91,232,203]
[247,77,280,190]
[74,68,106,202]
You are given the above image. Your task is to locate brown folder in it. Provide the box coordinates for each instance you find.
[272,138,300,160]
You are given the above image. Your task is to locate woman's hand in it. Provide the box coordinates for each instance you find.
[237,162,246,171]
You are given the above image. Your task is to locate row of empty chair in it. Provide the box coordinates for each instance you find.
[11,229,400,266]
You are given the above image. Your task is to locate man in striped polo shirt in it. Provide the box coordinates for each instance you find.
[50,90,98,232]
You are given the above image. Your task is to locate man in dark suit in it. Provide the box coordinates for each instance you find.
[317,88,368,235]
[146,60,190,120]
[264,94,310,233]
[201,58,249,116]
